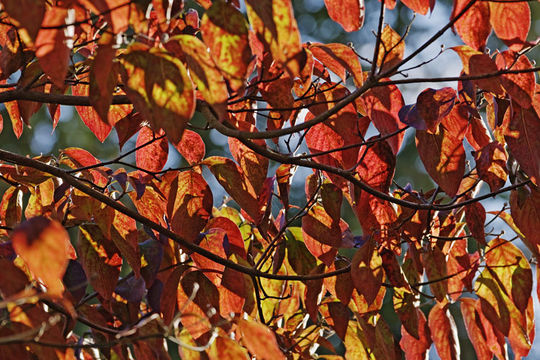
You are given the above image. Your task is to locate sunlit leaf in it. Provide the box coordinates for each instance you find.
[429,301,460,360]
[120,44,195,144]
[399,309,431,360]
[460,298,493,360]
[323,0,365,32]
[11,217,71,297]
[377,25,404,73]
[135,126,169,175]
[489,1,530,51]
[496,52,535,109]
[416,126,465,197]
[452,0,491,50]
[351,240,384,305]
[174,129,206,166]
[309,43,363,86]
[416,87,456,133]
[238,318,286,360]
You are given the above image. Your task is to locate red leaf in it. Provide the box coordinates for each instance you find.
[35,7,69,88]
[452,0,491,50]
[205,217,246,259]
[167,34,228,120]
[452,46,503,96]
[111,210,141,278]
[245,0,303,77]
[174,129,205,165]
[135,126,169,174]
[360,82,406,154]
[510,186,540,257]
[504,106,540,185]
[323,0,365,32]
[200,1,251,91]
[203,156,268,224]
[218,266,247,316]
[489,1,530,51]
[460,298,493,360]
[119,44,195,144]
[496,52,535,109]
[167,170,213,242]
[474,142,507,192]
[465,201,486,245]
[89,37,117,124]
[400,309,431,360]
[308,43,363,86]
[416,127,465,197]
[78,224,122,300]
[351,241,384,305]
[61,147,109,187]
[11,217,72,297]
[302,205,341,265]
[238,318,286,360]
[191,228,227,284]
[1,0,45,46]
[416,87,456,133]
[429,302,460,360]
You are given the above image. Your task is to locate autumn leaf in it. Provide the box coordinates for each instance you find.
[238,318,286,360]
[460,298,493,360]
[428,301,460,360]
[201,0,252,91]
[351,241,384,305]
[452,0,491,50]
[11,217,73,297]
[416,87,456,133]
[416,126,465,197]
[324,0,365,32]
[489,1,530,51]
[119,44,195,144]
[135,126,169,174]
[308,43,363,86]
[377,25,405,72]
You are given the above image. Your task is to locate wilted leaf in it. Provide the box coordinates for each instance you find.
[11,217,72,297]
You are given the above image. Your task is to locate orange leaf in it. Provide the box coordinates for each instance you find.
[422,246,448,302]
[1,0,45,46]
[377,25,405,73]
[360,81,406,154]
[416,126,465,197]
[11,217,72,297]
[399,309,431,360]
[473,141,508,192]
[496,51,535,109]
[168,34,228,120]
[119,44,195,144]
[89,37,117,124]
[460,298,493,360]
[246,0,303,77]
[35,7,69,88]
[489,1,530,52]
[401,0,430,15]
[428,302,460,360]
[452,0,491,50]
[465,201,486,245]
[323,0,365,32]
[308,43,363,86]
[135,126,169,174]
[200,1,251,91]
[238,318,286,360]
[167,170,213,243]
[174,129,205,165]
[452,46,503,96]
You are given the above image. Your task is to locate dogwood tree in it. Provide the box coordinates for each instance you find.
[0,0,538,359]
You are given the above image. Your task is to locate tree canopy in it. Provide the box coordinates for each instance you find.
[0,0,539,359]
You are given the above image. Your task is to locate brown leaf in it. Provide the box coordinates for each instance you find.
[351,241,384,305]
